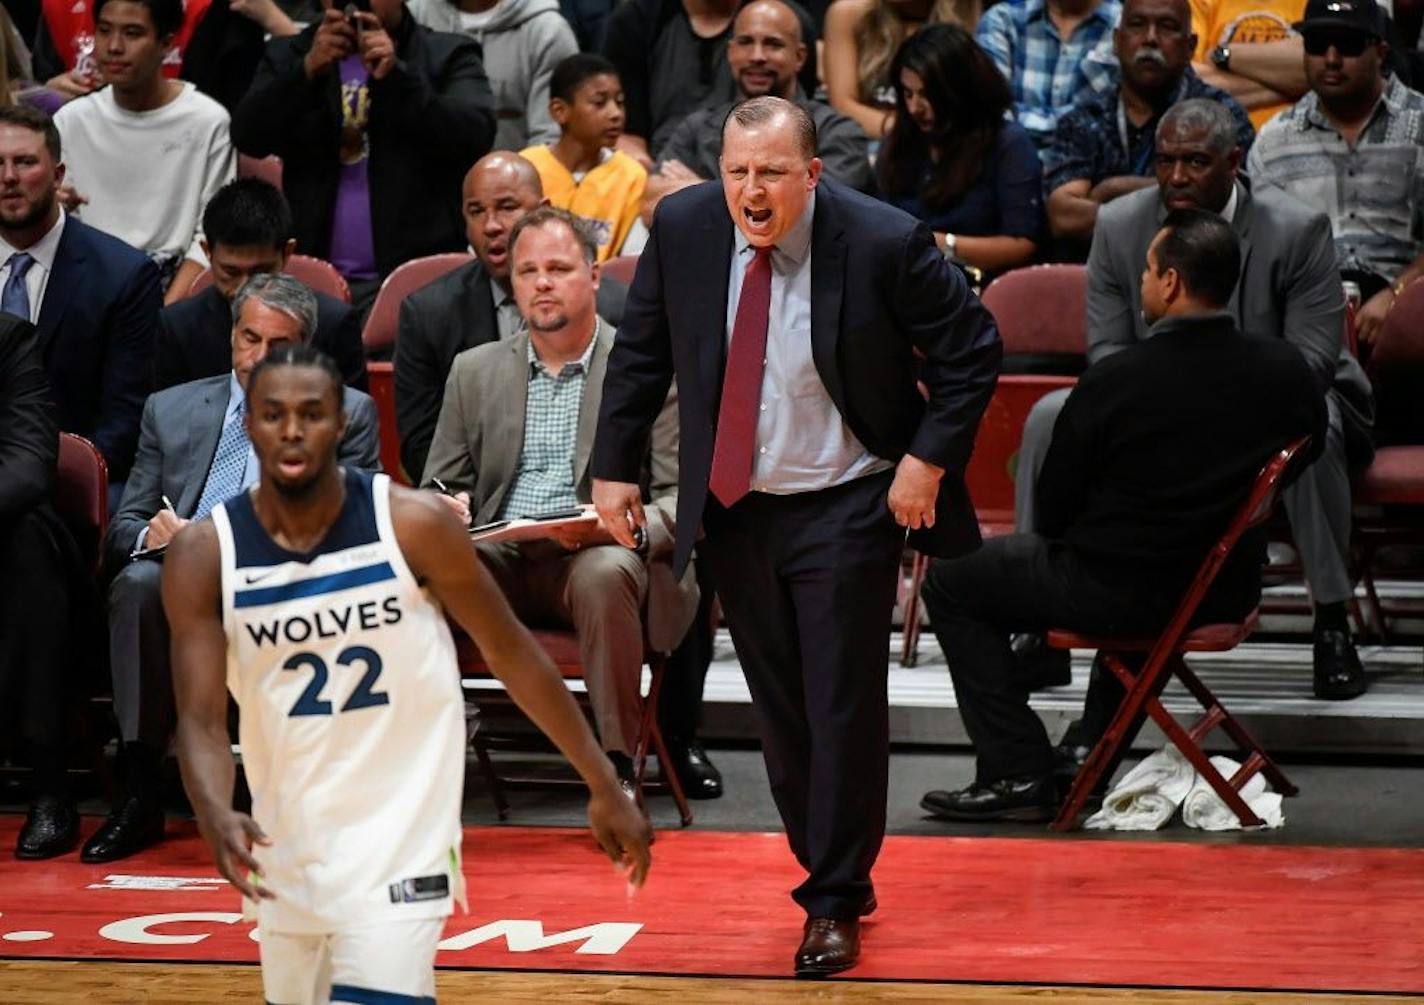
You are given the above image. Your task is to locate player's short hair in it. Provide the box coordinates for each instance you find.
[1154,208,1241,308]
[231,273,319,343]
[203,179,294,251]
[0,106,61,160]
[723,96,817,160]
[246,344,344,410]
[509,205,599,266]
[549,53,620,104]
[94,0,184,37]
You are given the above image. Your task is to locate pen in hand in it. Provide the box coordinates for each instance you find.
[162,494,177,515]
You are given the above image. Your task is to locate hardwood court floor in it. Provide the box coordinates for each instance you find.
[4,963,1420,1004]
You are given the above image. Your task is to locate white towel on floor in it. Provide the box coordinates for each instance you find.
[1181,755,1285,831]
[1083,746,1197,831]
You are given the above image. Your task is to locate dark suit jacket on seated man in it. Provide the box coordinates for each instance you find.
[591,98,1000,976]
[920,209,1326,824]
[155,178,367,393]
[89,274,379,865]
[421,207,697,788]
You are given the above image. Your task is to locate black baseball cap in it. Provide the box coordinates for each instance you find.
[1293,0,1383,36]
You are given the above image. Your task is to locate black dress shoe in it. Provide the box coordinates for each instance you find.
[80,795,165,863]
[661,738,723,800]
[1010,632,1072,690]
[860,892,877,917]
[794,917,860,977]
[1313,628,1367,700]
[920,775,1059,822]
[16,795,79,860]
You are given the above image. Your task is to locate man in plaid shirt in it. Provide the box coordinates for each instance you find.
[976,0,1122,152]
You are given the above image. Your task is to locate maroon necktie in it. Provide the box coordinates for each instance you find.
[708,246,774,507]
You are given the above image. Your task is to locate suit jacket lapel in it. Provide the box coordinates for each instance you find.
[464,263,498,350]
[482,336,528,518]
[695,214,734,422]
[809,185,847,412]
[178,377,231,515]
[36,220,80,352]
[575,326,611,491]
[1229,181,1254,325]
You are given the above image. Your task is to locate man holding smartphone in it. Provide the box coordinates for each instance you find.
[421,207,697,798]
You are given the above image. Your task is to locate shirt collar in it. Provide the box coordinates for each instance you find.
[528,321,599,375]
[1220,182,1239,224]
[1299,75,1401,134]
[0,207,66,273]
[732,189,816,267]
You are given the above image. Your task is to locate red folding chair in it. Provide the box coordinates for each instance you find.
[600,254,639,286]
[54,432,109,574]
[183,254,352,303]
[1047,436,1312,831]
[454,627,693,827]
[364,360,406,485]
[237,153,283,191]
[361,253,472,355]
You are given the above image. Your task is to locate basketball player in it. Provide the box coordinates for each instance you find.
[164,346,651,1005]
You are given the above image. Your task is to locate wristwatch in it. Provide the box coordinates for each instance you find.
[1210,44,1231,71]
[942,233,958,260]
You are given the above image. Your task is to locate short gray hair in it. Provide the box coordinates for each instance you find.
[1158,98,1239,155]
[230,272,319,342]
[723,95,817,160]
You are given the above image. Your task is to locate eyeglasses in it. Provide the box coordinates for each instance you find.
[1303,31,1374,56]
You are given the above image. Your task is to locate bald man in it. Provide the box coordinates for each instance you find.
[394,152,628,481]
[641,0,870,225]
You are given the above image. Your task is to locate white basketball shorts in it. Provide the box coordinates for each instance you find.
[259,917,444,1004]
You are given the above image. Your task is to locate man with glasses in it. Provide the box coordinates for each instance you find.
[1247,0,1424,350]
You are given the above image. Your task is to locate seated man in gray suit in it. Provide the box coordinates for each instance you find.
[1013,98,1373,716]
[423,207,695,795]
[89,274,380,863]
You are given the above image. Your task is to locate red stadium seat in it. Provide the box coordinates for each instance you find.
[54,432,109,575]
[981,264,1088,365]
[361,253,472,355]
[237,153,283,191]
[365,360,406,486]
[600,254,639,286]
[183,254,352,303]
[1048,437,1312,831]
[454,627,692,827]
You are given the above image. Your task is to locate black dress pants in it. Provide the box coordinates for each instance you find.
[701,471,901,920]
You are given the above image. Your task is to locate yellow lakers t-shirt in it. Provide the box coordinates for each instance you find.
[1191,0,1305,129]
[520,145,647,262]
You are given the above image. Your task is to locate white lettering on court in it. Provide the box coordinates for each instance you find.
[88,875,227,892]
[438,921,642,955]
[98,912,244,945]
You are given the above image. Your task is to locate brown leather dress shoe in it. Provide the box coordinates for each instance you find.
[794,917,860,977]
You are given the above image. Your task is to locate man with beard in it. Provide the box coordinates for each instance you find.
[1045,0,1254,254]
[641,0,870,223]
[0,105,159,495]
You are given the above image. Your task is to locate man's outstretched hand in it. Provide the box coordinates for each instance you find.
[588,786,652,888]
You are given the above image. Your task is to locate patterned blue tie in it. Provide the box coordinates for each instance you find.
[194,401,250,520]
[2,253,34,320]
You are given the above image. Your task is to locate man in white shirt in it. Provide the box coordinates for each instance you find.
[54,0,235,302]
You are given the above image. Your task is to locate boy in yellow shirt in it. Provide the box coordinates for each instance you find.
[521,55,647,262]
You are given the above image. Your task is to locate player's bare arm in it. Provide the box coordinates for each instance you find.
[163,519,275,902]
[390,486,653,886]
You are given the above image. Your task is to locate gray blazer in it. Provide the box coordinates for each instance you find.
[1086,181,1373,423]
[105,374,381,571]
[421,325,697,652]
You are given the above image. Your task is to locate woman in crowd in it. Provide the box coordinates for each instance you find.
[822,0,977,139]
[875,23,1040,277]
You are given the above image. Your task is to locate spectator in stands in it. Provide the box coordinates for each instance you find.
[155,179,366,393]
[521,55,646,262]
[53,0,234,301]
[1044,0,1253,254]
[1190,0,1308,130]
[422,207,697,795]
[180,0,303,114]
[600,0,820,166]
[875,23,1040,276]
[408,0,577,152]
[1014,99,1375,710]
[0,106,158,490]
[0,318,99,859]
[643,0,872,224]
[87,273,379,863]
[1248,0,1424,345]
[822,0,978,138]
[918,210,1326,822]
[976,0,1121,152]
[232,0,497,311]
[33,0,210,102]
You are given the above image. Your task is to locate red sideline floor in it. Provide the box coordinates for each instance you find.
[1,818,1421,994]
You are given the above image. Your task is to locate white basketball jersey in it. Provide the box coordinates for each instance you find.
[211,470,466,935]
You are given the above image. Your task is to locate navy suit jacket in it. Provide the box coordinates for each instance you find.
[592,178,1003,574]
[37,217,161,482]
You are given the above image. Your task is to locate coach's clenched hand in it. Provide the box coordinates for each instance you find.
[888,453,944,530]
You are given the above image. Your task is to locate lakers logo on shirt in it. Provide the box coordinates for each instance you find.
[1218,10,1295,45]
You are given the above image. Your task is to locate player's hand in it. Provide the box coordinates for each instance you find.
[587,786,651,888]
[592,479,644,549]
[354,11,397,79]
[888,453,944,530]
[198,809,275,902]
[303,4,356,79]
[1355,286,1395,345]
[145,510,190,550]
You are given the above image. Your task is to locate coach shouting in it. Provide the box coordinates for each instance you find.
[592,96,1000,976]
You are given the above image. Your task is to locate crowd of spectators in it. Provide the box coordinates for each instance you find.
[1,0,1423,857]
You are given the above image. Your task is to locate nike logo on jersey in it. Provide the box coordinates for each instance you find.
[243,568,281,585]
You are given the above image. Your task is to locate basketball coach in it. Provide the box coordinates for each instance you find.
[592,96,1001,976]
